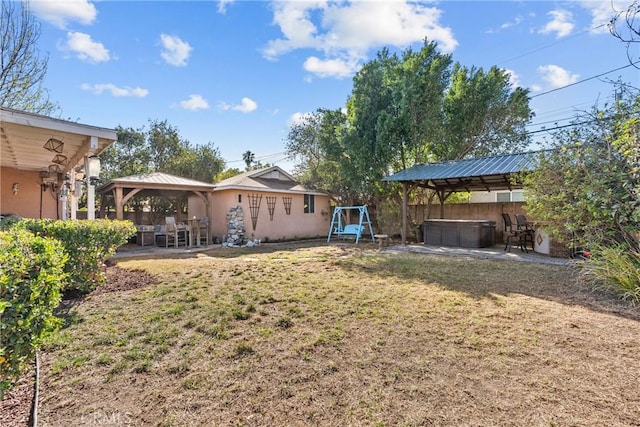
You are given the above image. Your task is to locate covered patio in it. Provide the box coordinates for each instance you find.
[97,172,215,246]
[1,106,117,220]
[383,151,539,245]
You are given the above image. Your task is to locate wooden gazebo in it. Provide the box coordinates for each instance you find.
[382,151,540,244]
[97,172,215,221]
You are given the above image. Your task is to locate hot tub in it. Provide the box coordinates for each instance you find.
[423,219,496,248]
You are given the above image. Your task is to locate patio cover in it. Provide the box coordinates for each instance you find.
[383,151,538,192]
[97,172,215,220]
[1,106,117,220]
[382,151,540,244]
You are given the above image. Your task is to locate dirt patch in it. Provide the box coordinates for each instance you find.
[0,363,34,427]
[93,265,158,295]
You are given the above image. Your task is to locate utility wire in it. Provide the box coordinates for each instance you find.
[530,60,640,98]
[526,119,594,135]
[497,24,607,65]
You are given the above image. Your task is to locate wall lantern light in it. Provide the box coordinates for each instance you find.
[60,175,71,197]
[87,155,101,185]
[12,183,19,194]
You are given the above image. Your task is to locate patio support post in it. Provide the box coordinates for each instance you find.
[85,156,96,220]
[70,174,78,220]
[402,181,408,245]
[115,187,124,220]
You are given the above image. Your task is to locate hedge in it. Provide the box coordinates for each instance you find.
[13,219,136,293]
[0,230,67,398]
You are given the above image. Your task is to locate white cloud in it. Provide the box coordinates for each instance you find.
[537,64,580,88]
[160,34,192,67]
[488,15,524,34]
[81,83,148,97]
[262,0,457,79]
[303,56,360,79]
[62,32,110,63]
[31,0,97,29]
[217,0,235,14]
[288,111,312,127]
[220,97,258,113]
[180,94,210,111]
[539,10,574,38]
[580,0,631,34]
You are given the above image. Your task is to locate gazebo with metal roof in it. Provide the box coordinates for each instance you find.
[97,172,215,221]
[382,151,540,244]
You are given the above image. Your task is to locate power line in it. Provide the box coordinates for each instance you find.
[530,61,640,98]
[497,24,607,66]
[526,115,575,128]
[526,119,593,135]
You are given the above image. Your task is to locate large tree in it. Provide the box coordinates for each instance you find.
[242,150,255,170]
[524,92,640,301]
[608,0,640,67]
[100,119,225,222]
[101,119,224,183]
[287,40,533,205]
[439,64,532,159]
[100,125,149,181]
[0,0,57,114]
[286,108,354,204]
[524,94,640,250]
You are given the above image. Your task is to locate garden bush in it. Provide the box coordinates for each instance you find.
[0,230,67,398]
[583,243,640,304]
[13,219,136,293]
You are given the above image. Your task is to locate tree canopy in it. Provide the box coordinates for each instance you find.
[100,119,225,183]
[523,90,640,301]
[286,40,533,204]
[524,93,640,250]
[0,0,57,114]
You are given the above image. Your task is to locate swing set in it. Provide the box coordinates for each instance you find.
[326,205,375,244]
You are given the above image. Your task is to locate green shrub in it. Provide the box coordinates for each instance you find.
[583,243,640,303]
[14,219,136,293]
[0,230,67,398]
[0,215,22,231]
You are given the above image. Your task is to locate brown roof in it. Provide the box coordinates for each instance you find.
[106,172,214,188]
[214,166,326,195]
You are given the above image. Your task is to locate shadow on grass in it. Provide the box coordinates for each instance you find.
[112,239,353,261]
[54,296,86,330]
[338,252,640,322]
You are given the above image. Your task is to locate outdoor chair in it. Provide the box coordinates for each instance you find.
[198,216,210,246]
[502,213,528,253]
[515,214,535,252]
[165,216,188,248]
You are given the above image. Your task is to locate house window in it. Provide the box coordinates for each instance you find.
[497,191,525,202]
[496,192,511,203]
[304,194,315,214]
[238,194,242,203]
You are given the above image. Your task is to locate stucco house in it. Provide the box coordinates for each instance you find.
[209,166,331,243]
[0,107,117,220]
[97,166,331,244]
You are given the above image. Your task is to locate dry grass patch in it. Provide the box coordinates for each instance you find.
[37,242,640,426]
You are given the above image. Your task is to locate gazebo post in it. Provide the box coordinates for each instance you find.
[402,181,408,245]
[115,187,124,220]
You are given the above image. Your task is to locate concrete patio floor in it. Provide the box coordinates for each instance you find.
[111,240,576,267]
[388,244,576,266]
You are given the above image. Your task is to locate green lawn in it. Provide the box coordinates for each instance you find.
[38,242,640,426]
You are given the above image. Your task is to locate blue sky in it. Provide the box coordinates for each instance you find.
[30,0,640,172]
